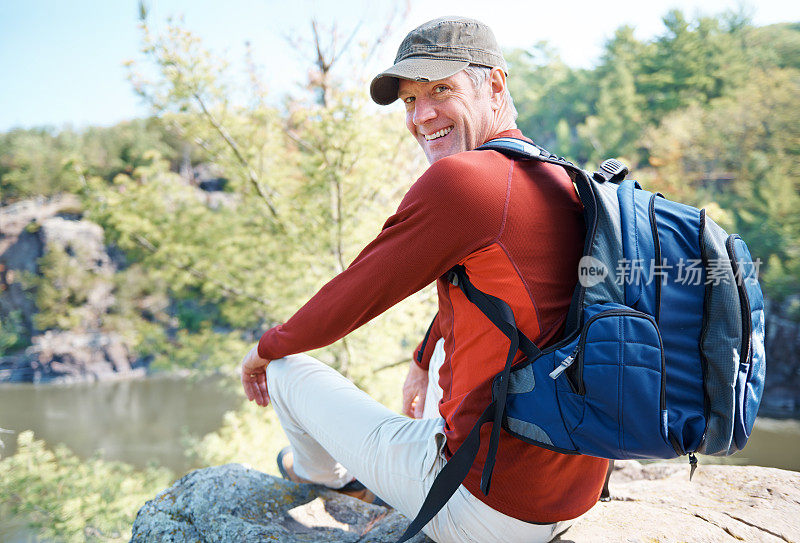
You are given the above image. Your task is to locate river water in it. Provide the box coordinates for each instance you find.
[1,375,798,473]
[0,374,242,474]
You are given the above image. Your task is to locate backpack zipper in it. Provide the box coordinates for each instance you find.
[726,235,753,371]
[648,193,662,324]
[549,345,579,380]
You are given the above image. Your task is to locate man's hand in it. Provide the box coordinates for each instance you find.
[402,361,429,418]
[241,344,271,407]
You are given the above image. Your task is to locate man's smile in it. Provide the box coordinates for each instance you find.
[424,126,454,141]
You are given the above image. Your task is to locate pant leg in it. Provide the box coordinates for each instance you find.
[266,354,446,519]
[266,353,571,543]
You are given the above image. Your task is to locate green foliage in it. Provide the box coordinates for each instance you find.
[0,431,172,542]
[97,17,432,376]
[636,10,748,122]
[29,243,107,332]
[150,326,250,374]
[642,67,800,297]
[0,310,27,354]
[184,401,285,474]
[0,119,180,204]
[0,128,81,203]
[506,45,597,158]
[510,9,792,166]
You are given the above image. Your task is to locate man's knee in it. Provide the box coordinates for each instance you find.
[266,354,330,401]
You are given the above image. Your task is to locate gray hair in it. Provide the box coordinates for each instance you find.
[462,65,518,121]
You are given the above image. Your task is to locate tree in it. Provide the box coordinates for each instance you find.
[642,67,800,298]
[84,14,433,379]
[575,26,647,165]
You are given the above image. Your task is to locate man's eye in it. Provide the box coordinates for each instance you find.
[403,96,415,104]
[433,85,448,93]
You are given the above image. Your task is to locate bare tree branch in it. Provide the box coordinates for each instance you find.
[190,92,286,232]
[374,357,412,373]
[364,1,411,62]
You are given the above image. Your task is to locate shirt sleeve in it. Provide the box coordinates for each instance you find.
[257,152,508,360]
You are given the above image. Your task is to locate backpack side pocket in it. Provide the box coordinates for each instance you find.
[565,303,676,459]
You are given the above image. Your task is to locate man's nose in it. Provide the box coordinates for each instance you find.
[413,97,437,126]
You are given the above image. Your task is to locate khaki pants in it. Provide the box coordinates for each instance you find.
[266,347,575,543]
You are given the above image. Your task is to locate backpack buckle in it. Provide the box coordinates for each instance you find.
[593,159,629,183]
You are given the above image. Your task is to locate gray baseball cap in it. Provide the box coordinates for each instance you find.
[370,16,507,106]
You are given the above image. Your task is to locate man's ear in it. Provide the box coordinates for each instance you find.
[489,68,507,110]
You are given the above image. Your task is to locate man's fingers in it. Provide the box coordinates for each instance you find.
[414,389,426,419]
[402,391,414,417]
[242,372,268,406]
[242,377,255,402]
[257,372,270,406]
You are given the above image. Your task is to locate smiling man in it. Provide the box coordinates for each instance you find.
[240,16,608,543]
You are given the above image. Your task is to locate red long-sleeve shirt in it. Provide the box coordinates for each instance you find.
[258,129,608,522]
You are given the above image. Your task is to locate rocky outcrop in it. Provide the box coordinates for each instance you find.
[0,330,145,383]
[763,296,800,417]
[130,464,432,542]
[132,461,800,543]
[0,195,144,383]
[564,460,800,542]
[0,196,80,339]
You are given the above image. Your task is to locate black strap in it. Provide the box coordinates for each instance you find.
[449,265,538,493]
[396,402,495,542]
[395,266,539,542]
[449,266,541,361]
[415,313,438,364]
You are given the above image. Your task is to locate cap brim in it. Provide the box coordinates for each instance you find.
[370,57,470,105]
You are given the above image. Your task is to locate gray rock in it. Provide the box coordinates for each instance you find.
[558,460,800,542]
[131,463,432,542]
[132,462,800,543]
[1,196,145,383]
[16,330,145,383]
[763,296,800,417]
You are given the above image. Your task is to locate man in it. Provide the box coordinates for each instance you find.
[241,16,608,543]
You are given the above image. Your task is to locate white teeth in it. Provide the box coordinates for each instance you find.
[424,126,453,141]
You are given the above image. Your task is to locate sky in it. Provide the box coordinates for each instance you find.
[1,0,798,132]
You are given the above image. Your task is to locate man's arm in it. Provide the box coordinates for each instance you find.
[256,153,506,362]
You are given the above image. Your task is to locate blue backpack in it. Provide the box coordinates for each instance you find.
[398,138,766,542]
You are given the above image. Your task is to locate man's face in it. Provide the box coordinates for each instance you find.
[398,71,493,164]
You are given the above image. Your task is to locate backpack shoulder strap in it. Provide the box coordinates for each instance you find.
[478,137,595,334]
[478,137,580,172]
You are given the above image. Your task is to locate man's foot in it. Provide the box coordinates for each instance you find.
[276,447,389,507]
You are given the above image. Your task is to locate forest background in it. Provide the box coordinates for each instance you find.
[1,3,799,541]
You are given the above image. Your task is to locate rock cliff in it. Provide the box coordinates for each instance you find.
[131,461,800,543]
[0,195,145,383]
